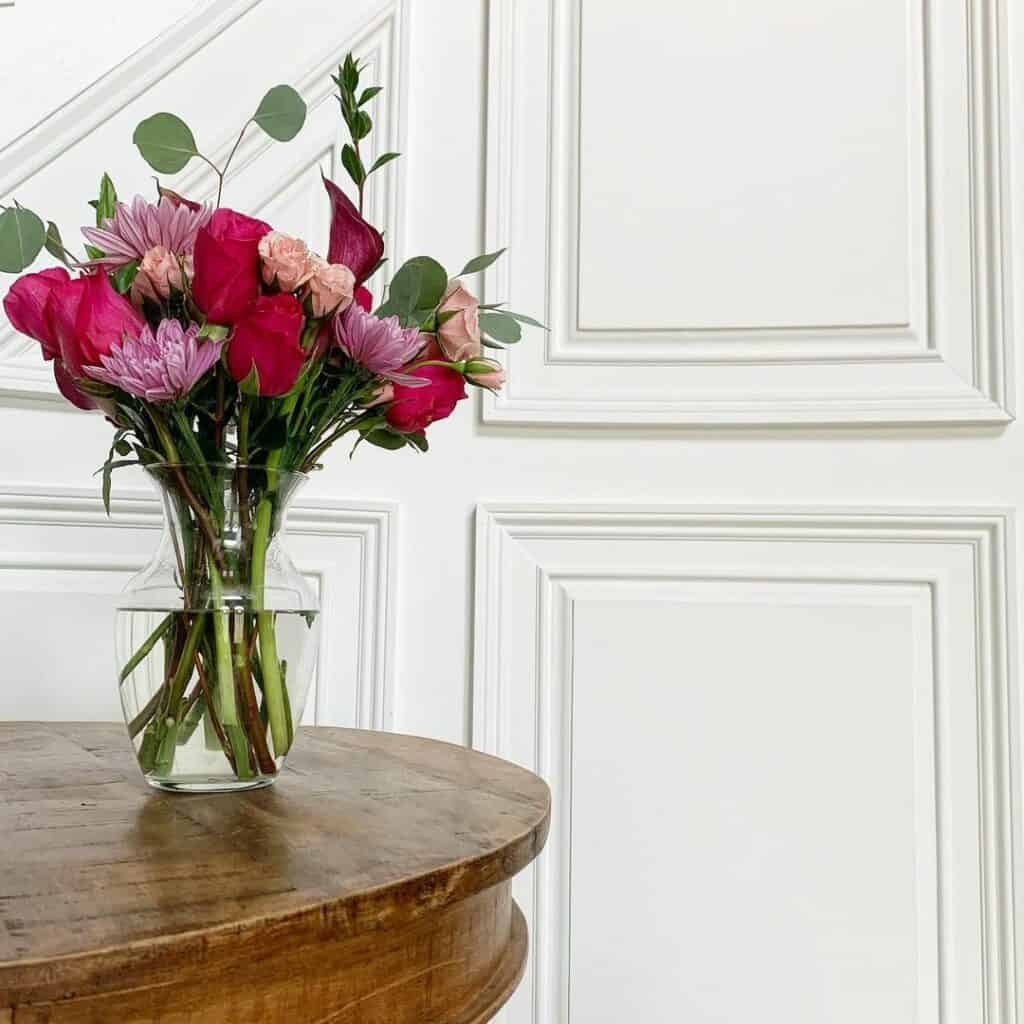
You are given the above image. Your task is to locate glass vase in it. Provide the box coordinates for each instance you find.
[116,463,319,792]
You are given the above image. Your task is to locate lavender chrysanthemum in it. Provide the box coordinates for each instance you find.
[84,320,221,402]
[82,196,212,269]
[333,303,427,386]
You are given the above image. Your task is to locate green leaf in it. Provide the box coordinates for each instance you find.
[358,86,383,106]
[342,54,359,93]
[458,248,506,276]
[0,207,45,273]
[369,151,401,175]
[84,244,105,261]
[405,431,428,453]
[44,221,68,265]
[354,110,372,141]
[341,143,365,186]
[480,337,506,349]
[95,173,117,226]
[502,309,547,329]
[111,261,138,295]
[254,415,289,450]
[384,261,422,321]
[238,363,261,396]
[364,427,407,450]
[253,85,307,142]
[132,113,199,174]
[479,311,522,344]
[404,256,447,311]
[199,323,229,341]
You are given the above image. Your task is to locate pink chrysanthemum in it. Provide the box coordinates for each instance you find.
[332,303,427,386]
[82,196,212,269]
[84,320,221,402]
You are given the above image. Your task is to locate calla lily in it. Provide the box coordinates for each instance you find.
[322,173,384,285]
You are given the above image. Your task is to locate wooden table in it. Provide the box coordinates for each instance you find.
[0,723,549,1023]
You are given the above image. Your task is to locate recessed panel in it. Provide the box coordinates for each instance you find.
[570,592,922,1022]
[576,0,912,332]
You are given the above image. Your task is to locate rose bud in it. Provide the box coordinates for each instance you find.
[464,357,506,391]
[437,280,481,362]
[258,231,315,293]
[307,257,356,317]
[50,272,145,378]
[355,285,373,312]
[2,267,71,361]
[385,340,467,433]
[131,245,187,305]
[192,208,272,324]
[226,292,306,396]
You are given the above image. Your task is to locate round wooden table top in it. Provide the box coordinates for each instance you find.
[0,722,550,1023]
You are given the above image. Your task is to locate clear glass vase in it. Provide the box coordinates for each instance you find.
[117,463,319,792]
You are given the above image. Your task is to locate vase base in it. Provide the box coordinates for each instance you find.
[144,775,278,794]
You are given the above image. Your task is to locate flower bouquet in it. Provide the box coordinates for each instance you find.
[0,55,538,791]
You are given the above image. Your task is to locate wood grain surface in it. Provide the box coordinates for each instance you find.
[0,723,550,1022]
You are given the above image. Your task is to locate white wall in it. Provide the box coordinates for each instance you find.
[1,1,1022,1021]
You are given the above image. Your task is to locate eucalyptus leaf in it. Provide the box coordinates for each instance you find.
[502,309,547,329]
[403,256,447,311]
[479,311,522,344]
[0,207,45,273]
[132,113,199,173]
[458,248,506,276]
[385,261,423,321]
[253,85,307,142]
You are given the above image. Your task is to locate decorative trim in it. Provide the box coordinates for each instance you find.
[473,504,1018,1022]
[482,0,1013,425]
[0,0,408,403]
[0,484,397,729]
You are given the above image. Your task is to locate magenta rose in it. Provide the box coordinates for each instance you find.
[2,267,71,361]
[192,208,272,324]
[226,292,306,396]
[49,272,145,379]
[385,340,467,433]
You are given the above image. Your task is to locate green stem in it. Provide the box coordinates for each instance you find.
[153,614,205,774]
[252,449,291,757]
[209,556,254,778]
[119,613,173,685]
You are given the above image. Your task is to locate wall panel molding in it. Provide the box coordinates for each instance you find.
[473,503,1018,1022]
[0,485,397,729]
[482,0,1013,426]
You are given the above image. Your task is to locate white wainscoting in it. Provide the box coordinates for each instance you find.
[474,504,1017,1024]
[0,0,408,403]
[482,0,1013,425]
[0,485,396,729]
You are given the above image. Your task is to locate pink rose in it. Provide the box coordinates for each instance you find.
[307,258,356,317]
[131,245,186,305]
[227,292,306,396]
[437,281,481,362]
[2,267,71,361]
[50,272,145,378]
[465,357,506,391]
[192,208,272,324]
[385,340,467,433]
[259,231,315,293]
